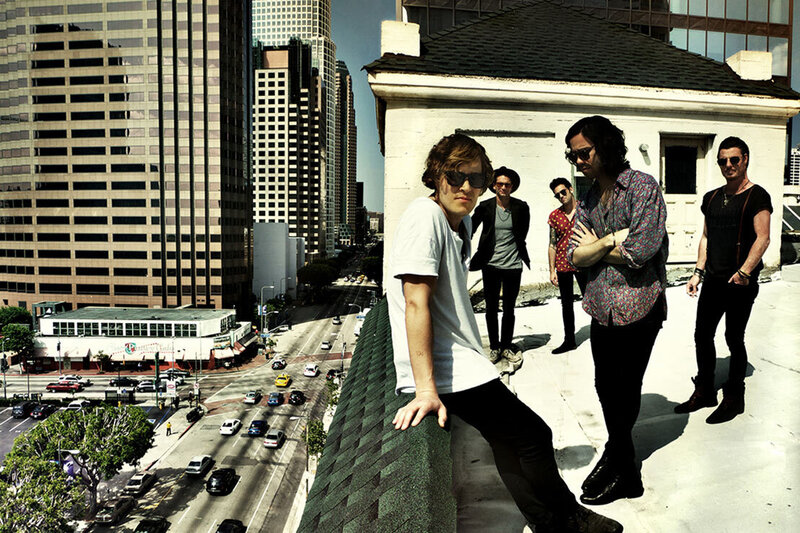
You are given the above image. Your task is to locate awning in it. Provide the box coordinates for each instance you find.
[233,341,245,354]
[212,348,235,359]
[111,353,147,362]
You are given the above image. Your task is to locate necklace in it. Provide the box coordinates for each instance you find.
[722,179,749,207]
[497,206,511,222]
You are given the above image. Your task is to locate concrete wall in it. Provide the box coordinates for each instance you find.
[254,223,298,299]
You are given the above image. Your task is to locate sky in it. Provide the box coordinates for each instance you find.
[331,1,395,213]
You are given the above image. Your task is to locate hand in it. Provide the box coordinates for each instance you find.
[686,274,700,297]
[728,271,750,286]
[613,228,629,244]
[550,272,558,286]
[392,390,447,431]
[570,222,599,248]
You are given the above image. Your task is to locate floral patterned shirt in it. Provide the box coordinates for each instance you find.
[567,169,669,326]
[548,207,578,273]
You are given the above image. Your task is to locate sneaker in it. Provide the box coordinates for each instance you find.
[502,349,523,372]
[488,348,502,364]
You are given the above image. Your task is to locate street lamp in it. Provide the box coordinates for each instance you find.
[348,303,362,314]
[0,336,6,400]
[280,276,292,299]
[259,284,275,337]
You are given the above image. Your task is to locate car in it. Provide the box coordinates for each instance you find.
[59,375,92,386]
[274,374,291,387]
[243,390,262,405]
[206,468,237,495]
[248,419,268,436]
[30,403,57,419]
[133,518,169,533]
[288,390,306,405]
[46,382,82,392]
[95,496,135,525]
[136,381,165,393]
[263,429,286,449]
[186,406,204,423]
[216,518,247,533]
[219,419,242,436]
[163,368,190,378]
[66,399,92,411]
[12,401,36,418]
[267,392,283,406]
[159,375,184,386]
[185,455,214,476]
[332,316,342,325]
[109,377,139,388]
[303,364,319,377]
[326,369,342,381]
[123,472,157,497]
[271,357,287,370]
[320,341,332,350]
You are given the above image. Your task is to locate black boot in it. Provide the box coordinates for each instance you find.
[674,376,717,414]
[552,338,577,354]
[706,382,745,424]
[580,464,643,506]
[581,451,612,493]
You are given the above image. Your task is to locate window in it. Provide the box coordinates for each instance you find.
[35,146,67,155]
[73,146,106,155]
[113,250,147,259]
[32,42,64,51]
[73,198,107,207]
[74,233,108,241]
[39,266,71,275]
[77,284,110,295]
[73,164,106,173]
[72,129,105,138]
[33,95,66,104]
[36,199,69,207]
[32,59,64,68]
[102,322,124,336]
[71,94,104,103]
[41,284,73,295]
[36,216,69,224]
[33,77,65,87]
[69,57,104,67]
[111,181,145,190]
[77,322,100,336]
[69,40,104,50]
[114,268,147,276]
[73,182,107,190]
[126,322,148,336]
[39,249,70,258]
[115,285,148,296]
[112,199,146,208]
[75,250,108,259]
[35,130,67,139]
[76,267,109,276]
[71,111,105,120]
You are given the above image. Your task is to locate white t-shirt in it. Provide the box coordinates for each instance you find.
[387,197,499,395]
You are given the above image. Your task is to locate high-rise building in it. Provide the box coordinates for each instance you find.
[252,40,324,260]
[790,146,800,186]
[397,0,793,86]
[253,0,336,256]
[335,60,357,243]
[0,0,253,313]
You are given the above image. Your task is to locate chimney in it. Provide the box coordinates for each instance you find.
[726,50,772,81]
[381,20,420,57]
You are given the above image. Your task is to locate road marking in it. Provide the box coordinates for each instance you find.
[0,416,15,426]
[11,419,28,431]
[176,504,192,525]
[206,522,218,533]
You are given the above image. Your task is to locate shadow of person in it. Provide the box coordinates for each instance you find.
[575,324,590,347]
[711,357,755,390]
[632,393,689,463]
[513,333,551,351]
[554,444,596,471]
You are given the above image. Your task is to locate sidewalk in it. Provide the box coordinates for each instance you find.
[457,268,800,532]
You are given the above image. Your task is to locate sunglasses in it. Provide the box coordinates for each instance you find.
[494,181,513,189]
[717,156,741,167]
[565,145,594,165]
[444,170,487,189]
[553,189,569,199]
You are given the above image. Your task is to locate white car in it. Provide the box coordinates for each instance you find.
[243,390,263,405]
[66,399,91,411]
[320,341,332,350]
[185,455,214,476]
[263,429,286,449]
[219,419,242,436]
[59,375,92,386]
[123,472,157,496]
[303,364,319,377]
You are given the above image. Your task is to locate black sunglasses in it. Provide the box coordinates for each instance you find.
[565,146,594,165]
[553,189,568,199]
[717,156,741,167]
[445,170,487,189]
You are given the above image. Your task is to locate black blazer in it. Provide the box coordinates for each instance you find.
[469,196,530,271]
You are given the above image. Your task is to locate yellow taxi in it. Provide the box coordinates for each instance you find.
[275,373,292,387]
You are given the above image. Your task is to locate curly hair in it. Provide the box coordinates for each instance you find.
[421,133,493,192]
[549,177,572,192]
[565,116,630,177]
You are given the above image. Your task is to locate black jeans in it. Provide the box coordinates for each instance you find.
[482,266,522,350]
[590,298,663,470]
[556,270,588,343]
[442,379,576,525]
[695,275,759,387]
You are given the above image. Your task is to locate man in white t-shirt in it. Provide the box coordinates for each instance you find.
[388,133,622,533]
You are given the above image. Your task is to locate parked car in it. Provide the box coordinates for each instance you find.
[158,375,184,386]
[133,518,169,533]
[186,406,204,423]
[274,374,291,387]
[320,341,332,350]
[46,382,82,393]
[271,357,286,370]
[59,375,92,386]
[123,472,157,497]
[332,316,342,325]
[12,401,36,418]
[95,496,135,525]
[303,364,319,377]
[66,399,92,411]
[216,518,247,533]
[243,390,262,405]
[163,368,190,378]
[109,377,139,388]
[263,429,286,449]
[185,455,214,476]
[288,390,306,405]
[219,419,242,436]
[248,420,268,437]
[326,369,342,381]
[206,468,237,495]
[267,392,283,406]
[30,403,57,419]
[136,381,165,393]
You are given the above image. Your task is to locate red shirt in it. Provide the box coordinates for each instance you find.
[548,207,577,273]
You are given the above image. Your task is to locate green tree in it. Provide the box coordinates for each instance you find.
[361,256,383,289]
[324,379,340,407]
[94,350,110,372]
[1,323,34,361]
[304,419,327,457]
[297,263,338,295]
[5,404,155,514]
[0,307,31,330]
[0,455,84,532]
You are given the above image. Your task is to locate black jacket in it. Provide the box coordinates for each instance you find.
[470,196,530,271]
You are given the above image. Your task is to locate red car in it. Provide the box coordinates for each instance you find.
[46,382,82,392]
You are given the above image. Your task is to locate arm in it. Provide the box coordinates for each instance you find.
[729,209,771,285]
[392,274,448,431]
[570,223,630,267]
[548,227,558,286]
[471,203,485,237]
[686,221,708,297]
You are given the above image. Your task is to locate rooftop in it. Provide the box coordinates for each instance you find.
[42,307,233,322]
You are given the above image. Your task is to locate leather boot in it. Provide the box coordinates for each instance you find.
[581,451,612,493]
[706,382,745,424]
[673,376,717,414]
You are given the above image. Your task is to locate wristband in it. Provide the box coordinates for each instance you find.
[737,269,751,280]
[693,267,704,280]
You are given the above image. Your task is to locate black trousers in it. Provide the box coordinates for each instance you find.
[482,266,523,350]
[556,270,588,342]
[590,300,663,469]
[695,276,759,387]
[442,379,576,525]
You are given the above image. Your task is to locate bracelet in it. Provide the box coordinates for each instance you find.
[737,269,751,280]
[693,267,704,280]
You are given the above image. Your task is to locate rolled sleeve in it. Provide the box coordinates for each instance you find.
[617,178,667,269]
[566,202,591,270]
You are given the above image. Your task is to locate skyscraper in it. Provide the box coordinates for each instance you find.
[790,145,800,186]
[335,60,357,244]
[253,0,336,256]
[252,39,324,260]
[0,0,253,313]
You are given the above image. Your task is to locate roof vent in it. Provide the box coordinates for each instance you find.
[381,20,420,58]
[726,50,772,81]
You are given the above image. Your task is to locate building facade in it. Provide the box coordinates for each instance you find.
[252,40,324,260]
[790,145,800,186]
[335,60,357,243]
[0,0,254,313]
[253,0,336,257]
